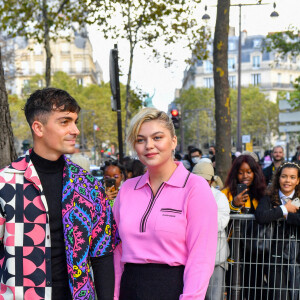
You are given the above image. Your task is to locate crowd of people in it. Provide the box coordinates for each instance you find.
[0,87,299,300]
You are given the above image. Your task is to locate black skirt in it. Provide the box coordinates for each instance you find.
[119,263,185,300]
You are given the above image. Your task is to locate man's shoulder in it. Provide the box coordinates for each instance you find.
[0,153,29,174]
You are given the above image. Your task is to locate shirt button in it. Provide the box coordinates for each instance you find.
[46,281,51,286]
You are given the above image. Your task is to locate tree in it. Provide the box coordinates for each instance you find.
[213,0,231,182]
[93,0,205,153]
[0,0,92,86]
[230,87,278,149]
[0,48,17,168]
[174,87,215,151]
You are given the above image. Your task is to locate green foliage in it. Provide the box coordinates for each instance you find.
[8,71,143,151]
[174,86,279,150]
[230,86,278,147]
[174,87,215,149]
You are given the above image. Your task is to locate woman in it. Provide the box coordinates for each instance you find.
[255,162,300,300]
[102,160,125,207]
[222,154,266,214]
[222,154,266,299]
[113,108,218,299]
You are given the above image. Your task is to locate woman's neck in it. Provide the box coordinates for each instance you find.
[148,161,177,194]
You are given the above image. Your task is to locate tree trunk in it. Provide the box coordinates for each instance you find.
[213,0,231,182]
[0,47,17,168]
[43,0,52,87]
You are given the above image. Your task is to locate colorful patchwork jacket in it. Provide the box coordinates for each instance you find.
[0,150,117,299]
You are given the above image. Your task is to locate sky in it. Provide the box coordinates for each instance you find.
[88,0,300,112]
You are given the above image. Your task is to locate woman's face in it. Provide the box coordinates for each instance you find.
[134,120,177,169]
[104,165,123,189]
[237,162,254,187]
[279,167,300,196]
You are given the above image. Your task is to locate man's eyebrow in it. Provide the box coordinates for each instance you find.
[57,116,76,121]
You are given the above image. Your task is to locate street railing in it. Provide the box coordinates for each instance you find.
[207,214,300,300]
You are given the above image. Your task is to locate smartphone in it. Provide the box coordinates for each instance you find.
[237,183,248,196]
[105,178,116,188]
[291,197,300,208]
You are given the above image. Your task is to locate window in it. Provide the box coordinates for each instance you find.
[77,78,84,86]
[229,76,236,88]
[204,77,214,88]
[21,61,29,75]
[251,74,261,86]
[61,43,70,53]
[204,61,213,73]
[228,57,235,71]
[253,39,262,48]
[62,61,70,73]
[75,61,83,73]
[277,73,281,84]
[228,41,236,51]
[34,44,42,55]
[35,61,43,74]
[38,80,43,88]
[252,56,261,68]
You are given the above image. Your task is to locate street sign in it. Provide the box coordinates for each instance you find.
[242,135,251,144]
[279,111,300,123]
[279,125,300,133]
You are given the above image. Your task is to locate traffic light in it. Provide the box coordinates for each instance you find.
[171,109,180,129]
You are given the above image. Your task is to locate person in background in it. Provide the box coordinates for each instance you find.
[131,159,146,178]
[192,161,230,300]
[255,162,300,300]
[199,157,224,190]
[113,107,218,300]
[291,145,300,162]
[263,145,285,185]
[209,145,216,167]
[0,88,116,300]
[222,154,266,299]
[102,160,125,207]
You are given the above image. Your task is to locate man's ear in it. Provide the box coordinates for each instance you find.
[31,121,44,138]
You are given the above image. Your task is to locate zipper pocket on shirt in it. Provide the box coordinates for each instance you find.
[160,208,182,214]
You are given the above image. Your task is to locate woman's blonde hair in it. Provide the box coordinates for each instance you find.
[127,107,175,150]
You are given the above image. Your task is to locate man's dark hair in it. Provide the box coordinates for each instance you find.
[190,147,202,156]
[24,88,81,127]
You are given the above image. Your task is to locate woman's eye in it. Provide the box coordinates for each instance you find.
[136,139,144,143]
[154,136,162,140]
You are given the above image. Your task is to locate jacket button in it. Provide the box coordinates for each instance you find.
[46,281,51,286]
[46,258,50,263]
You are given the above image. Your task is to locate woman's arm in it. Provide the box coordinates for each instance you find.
[255,195,283,224]
[180,181,218,300]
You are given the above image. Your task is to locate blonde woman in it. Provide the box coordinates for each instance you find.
[113,108,218,299]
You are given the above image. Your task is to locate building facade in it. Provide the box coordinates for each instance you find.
[182,31,300,102]
[3,28,103,95]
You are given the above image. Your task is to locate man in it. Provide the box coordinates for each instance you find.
[209,145,216,167]
[0,88,117,299]
[263,145,285,184]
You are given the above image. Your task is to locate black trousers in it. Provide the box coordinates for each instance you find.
[119,263,185,300]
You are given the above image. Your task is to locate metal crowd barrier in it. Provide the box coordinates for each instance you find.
[206,214,300,300]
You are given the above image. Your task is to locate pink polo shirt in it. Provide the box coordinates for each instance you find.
[113,162,218,299]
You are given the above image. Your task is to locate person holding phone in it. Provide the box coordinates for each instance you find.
[113,108,218,300]
[255,162,300,299]
[102,161,125,207]
[222,154,266,299]
[222,154,266,214]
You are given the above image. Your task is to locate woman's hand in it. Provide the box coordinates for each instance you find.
[285,200,300,214]
[233,189,249,207]
[105,186,119,200]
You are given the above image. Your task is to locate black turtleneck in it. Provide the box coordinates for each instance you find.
[30,150,72,300]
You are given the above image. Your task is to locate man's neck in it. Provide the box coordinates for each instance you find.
[273,160,283,168]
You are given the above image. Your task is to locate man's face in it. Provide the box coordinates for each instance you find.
[191,151,201,159]
[273,147,284,162]
[34,110,80,160]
